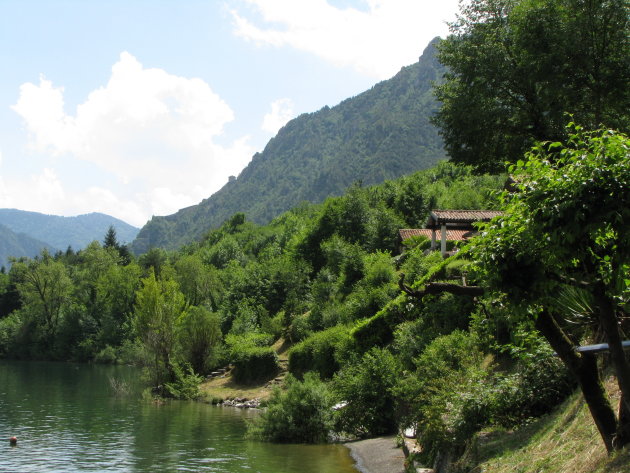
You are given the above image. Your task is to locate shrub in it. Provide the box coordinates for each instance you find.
[288,325,351,379]
[225,332,274,350]
[247,373,334,443]
[288,312,312,343]
[333,347,401,437]
[231,346,279,384]
[165,363,203,400]
[488,344,576,427]
[177,305,222,374]
[0,311,22,357]
[394,331,488,464]
[94,345,118,364]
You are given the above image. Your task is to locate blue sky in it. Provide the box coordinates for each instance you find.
[0,0,460,227]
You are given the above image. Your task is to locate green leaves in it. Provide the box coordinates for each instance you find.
[434,0,630,171]
[474,126,630,308]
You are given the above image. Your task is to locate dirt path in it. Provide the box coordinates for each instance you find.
[345,436,406,473]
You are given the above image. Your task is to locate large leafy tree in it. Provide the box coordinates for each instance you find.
[434,0,630,172]
[14,252,72,341]
[470,126,630,451]
[133,271,186,387]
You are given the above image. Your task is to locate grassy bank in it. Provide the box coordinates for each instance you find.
[199,337,290,403]
[465,378,630,473]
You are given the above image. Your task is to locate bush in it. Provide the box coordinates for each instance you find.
[288,312,312,342]
[394,331,488,464]
[488,344,576,427]
[0,311,22,357]
[231,346,279,384]
[247,373,334,443]
[225,332,274,350]
[333,347,401,437]
[165,363,203,400]
[288,325,351,379]
[94,345,118,364]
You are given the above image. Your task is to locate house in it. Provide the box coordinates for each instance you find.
[399,209,503,257]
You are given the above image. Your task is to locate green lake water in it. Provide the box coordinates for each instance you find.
[0,361,358,472]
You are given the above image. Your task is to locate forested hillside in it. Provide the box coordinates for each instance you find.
[0,224,55,267]
[0,209,139,251]
[0,0,627,471]
[131,38,446,253]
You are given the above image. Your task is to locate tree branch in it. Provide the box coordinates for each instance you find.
[398,273,485,300]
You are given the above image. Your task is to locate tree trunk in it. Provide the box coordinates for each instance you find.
[593,282,630,415]
[535,309,618,452]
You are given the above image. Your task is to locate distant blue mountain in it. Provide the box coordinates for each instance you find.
[0,224,56,267]
[0,209,139,252]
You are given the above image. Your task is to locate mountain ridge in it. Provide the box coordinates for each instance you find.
[131,38,447,253]
[0,209,139,252]
[0,224,56,267]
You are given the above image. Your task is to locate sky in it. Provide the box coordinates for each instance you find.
[0,0,460,228]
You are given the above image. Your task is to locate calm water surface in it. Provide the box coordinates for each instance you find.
[0,361,358,472]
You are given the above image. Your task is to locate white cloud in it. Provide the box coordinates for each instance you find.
[11,52,255,226]
[262,98,294,134]
[229,0,459,79]
[0,168,65,213]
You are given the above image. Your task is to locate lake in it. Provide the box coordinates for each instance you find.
[0,361,358,472]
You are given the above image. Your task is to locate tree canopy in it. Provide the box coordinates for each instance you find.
[434,0,630,172]
[471,126,630,450]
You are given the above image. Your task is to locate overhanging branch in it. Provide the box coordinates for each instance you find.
[398,273,485,300]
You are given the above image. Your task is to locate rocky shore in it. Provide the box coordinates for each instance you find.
[213,397,262,409]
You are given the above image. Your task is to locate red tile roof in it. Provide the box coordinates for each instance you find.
[399,228,474,242]
[426,210,503,228]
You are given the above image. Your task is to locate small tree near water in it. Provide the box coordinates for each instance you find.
[133,270,185,389]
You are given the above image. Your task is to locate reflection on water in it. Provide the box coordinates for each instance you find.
[0,361,357,472]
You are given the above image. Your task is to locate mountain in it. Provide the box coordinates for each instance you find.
[0,209,140,251]
[131,38,447,253]
[0,224,56,267]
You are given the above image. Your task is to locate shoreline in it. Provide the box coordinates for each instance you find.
[344,436,406,473]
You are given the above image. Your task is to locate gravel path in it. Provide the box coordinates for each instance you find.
[345,436,406,473]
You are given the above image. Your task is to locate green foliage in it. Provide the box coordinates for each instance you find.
[394,331,488,464]
[174,254,222,308]
[487,345,576,427]
[231,346,279,385]
[130,39,447,252]
[177,305,222,374]
[13,252,72,346]
[333,347,401,437]
[164,363,203,400]
[133,271,186,387]
[434,0,630,172]
[247,373,334,443]
[288,325,353,379]
[472,126,630,305]
[0,311,22,357]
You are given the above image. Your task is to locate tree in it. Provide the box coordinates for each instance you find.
[133,271,186,388]
[177,305,221,374]
[174,254,222,309]
[14,252,72,341]
[433,0,630,172]
[400,127,629,451]
[469,127,630,451]
[103,225,119,250]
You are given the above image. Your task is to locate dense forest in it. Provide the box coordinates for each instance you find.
[0,0,628,471]
[131,38,446,253]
